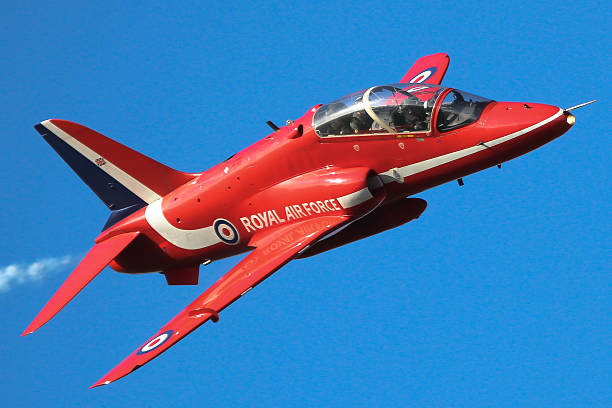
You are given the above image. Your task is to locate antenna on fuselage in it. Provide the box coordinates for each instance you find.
[266,120,280,131]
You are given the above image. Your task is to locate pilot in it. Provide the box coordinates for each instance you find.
[395,106,427,131]
[438,91,466,129]
[350,110,373,133]
[329,117,353,135]
[409,107,427,131]
[316,102,354,135]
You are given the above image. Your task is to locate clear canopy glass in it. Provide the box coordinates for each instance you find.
[313,83,446,137]
[436,89,492,132]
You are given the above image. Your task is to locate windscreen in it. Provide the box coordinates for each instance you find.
[436,90,492,132]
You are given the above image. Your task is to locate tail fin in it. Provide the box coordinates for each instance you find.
[35,119,196,229]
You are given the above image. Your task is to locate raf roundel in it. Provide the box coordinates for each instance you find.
[213,218,240,245]
[137,330,173,355]
[409,67,438,83]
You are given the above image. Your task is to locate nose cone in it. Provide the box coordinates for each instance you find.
[483,101,573,147]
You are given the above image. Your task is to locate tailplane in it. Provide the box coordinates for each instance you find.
[22,232,141,336]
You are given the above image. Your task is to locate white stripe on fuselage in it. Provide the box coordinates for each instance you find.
[378,108,564,183]
[41,120,162,204]
[146,188,373,250]
[145,199,221,250]
[337,187,373,208]
[144,109,563,251]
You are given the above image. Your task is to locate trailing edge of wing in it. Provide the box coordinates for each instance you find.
[90,216,348,388]
[22,232,140,336]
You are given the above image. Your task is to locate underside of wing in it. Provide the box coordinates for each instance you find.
[400,53,450,84]
[22,232,140,336]
[90,216,348,387]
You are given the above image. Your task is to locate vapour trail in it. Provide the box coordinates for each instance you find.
[0,256,73,293]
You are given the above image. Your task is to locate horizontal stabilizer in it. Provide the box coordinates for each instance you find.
[22,232,140,336]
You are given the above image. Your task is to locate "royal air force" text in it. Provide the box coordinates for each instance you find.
[240,199,342,232]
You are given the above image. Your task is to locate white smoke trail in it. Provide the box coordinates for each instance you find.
[0,256,73,292]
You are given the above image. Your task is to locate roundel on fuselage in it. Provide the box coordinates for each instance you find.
[213,218,240,245]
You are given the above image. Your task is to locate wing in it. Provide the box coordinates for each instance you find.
[400,53,450,84]
[22,232,140,336]
[90,215,348,387]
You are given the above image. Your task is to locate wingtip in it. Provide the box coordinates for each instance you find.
[90,364,132,389]
[89,379,112,389]
[21,308,63,338]
[21,321,41,337]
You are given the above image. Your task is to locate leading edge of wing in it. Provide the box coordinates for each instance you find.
[90,215,348,388]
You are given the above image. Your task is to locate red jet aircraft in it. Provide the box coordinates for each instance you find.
[24,53,593,387]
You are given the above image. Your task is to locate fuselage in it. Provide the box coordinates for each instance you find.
[99,86,574,273]
[27,55,588,388]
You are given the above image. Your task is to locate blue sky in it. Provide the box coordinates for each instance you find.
[1,1,609,406]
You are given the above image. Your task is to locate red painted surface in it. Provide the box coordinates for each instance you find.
[163,266,199,285]
[25,53,578,386]
[21,232,140,335]
[298,197,427,258]
[91,216,347,388]
[400,52,450,84]
[49,119,196,197]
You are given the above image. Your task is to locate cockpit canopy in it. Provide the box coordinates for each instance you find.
[314,83,445,137]
[313,84,492,137]
[435,89,492,132]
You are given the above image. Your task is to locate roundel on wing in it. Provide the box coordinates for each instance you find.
[137,329,173,354]
[213,218,240,245]
[409,67,438,83]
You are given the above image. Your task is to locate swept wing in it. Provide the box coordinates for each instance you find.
[91,216,349,387]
